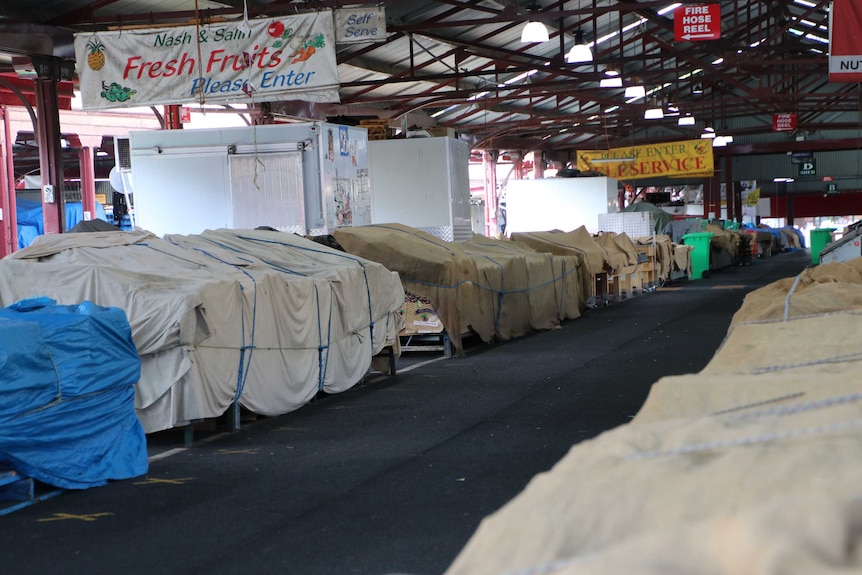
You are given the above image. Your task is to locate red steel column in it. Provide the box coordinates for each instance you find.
[483,150,499,237]
[512,151,524,180]
[533,151,544,178]
[0,106,11,257]
[79,146,97,221]
[34,77,64,234]
[2,106,16,254]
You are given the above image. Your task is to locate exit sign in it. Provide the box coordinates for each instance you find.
[674,4,721,42]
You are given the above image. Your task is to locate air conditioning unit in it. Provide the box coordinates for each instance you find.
[109,136,135,228]
[114,136,132,171]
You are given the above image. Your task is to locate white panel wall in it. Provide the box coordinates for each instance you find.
[505,177,619,235]
[132,148,231,237]
[368,136,471,240]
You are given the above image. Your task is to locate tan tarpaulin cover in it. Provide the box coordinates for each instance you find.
[445,257,862,575]
[635,235,673,280]
[673,242,694,277]
[730,258,862,325]
[333,224,585,354]
[511,227,608,276]
[510,227,612,300]
[0,229,404,433]
[462,235,584,334]
[593,232,638,275]
[705,223,742,263]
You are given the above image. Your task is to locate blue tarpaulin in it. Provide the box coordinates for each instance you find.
[16,199,110,249]
[0,298,147,489]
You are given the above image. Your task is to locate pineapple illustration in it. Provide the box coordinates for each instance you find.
[86,39,106,71]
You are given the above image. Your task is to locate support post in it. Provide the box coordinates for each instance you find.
[0,106,10,257]
[704,168,721,220]
[724,154,734,221]
[2,106,15,255]
[533,151,545,178]
[79,146,97,221]
[34,77,64,235]
[483,149,498,237]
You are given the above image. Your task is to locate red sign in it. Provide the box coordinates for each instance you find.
[674,4,721,42]
[772,113,796,132]
[830,0,862,82]
[822,176,834,182]
[180,107,191,123]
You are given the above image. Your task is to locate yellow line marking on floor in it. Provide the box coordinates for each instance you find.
[38,512,114,523]
[659,286,683,291]
[134,477,195,486]
[711,285,749,289]
[217,448,258,455]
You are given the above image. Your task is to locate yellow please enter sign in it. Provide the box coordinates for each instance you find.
[576,139,714,180]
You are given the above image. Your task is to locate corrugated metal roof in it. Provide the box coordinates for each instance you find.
[0,0,856,157]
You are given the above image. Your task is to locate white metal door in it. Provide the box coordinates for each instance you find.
[229,151,305,234]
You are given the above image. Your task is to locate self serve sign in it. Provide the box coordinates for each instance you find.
[674,4,721,41]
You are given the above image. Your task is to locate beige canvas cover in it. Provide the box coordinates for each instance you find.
[594,232,638,275]
[0,228,404,433]
[510,227,612,300]
[445,258,862,575]
[333,224,585,354]
[462,235,584,335]
[705,223,742,262]
[635,235,674,280]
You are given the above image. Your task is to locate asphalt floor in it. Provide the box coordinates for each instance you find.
[0,250,811,575]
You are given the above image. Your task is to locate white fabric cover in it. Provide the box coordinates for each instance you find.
[0,229,404,433]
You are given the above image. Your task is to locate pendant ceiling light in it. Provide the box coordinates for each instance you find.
[521,3,549,43]
[566,30,593,63]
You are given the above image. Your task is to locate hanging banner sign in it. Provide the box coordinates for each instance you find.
[744,187,761,207]
[74,12,340,110]
[334,7,387,44]
[674,4,721,42]
[576,139,714,181]
[772,112,796,132]
[829,0,862,82]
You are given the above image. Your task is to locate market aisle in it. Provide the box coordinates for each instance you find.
[0,251,810,575]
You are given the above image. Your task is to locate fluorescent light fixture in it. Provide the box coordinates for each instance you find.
[644,106,664,120]
[431,105,460,118]
[678,115,696,125]
[700,131,716,139]
[657,3,682,15]
[521,21,550,43]
[624,85,646,98]
[773,177,795,182]
[589,157,636,164]
[566,30,593,63]
[622,19,647,33]
[604,67,620,77]
[600,77,623,88]
[692,84,704,94]
[704,124,715,132]
[712,136,728,147]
